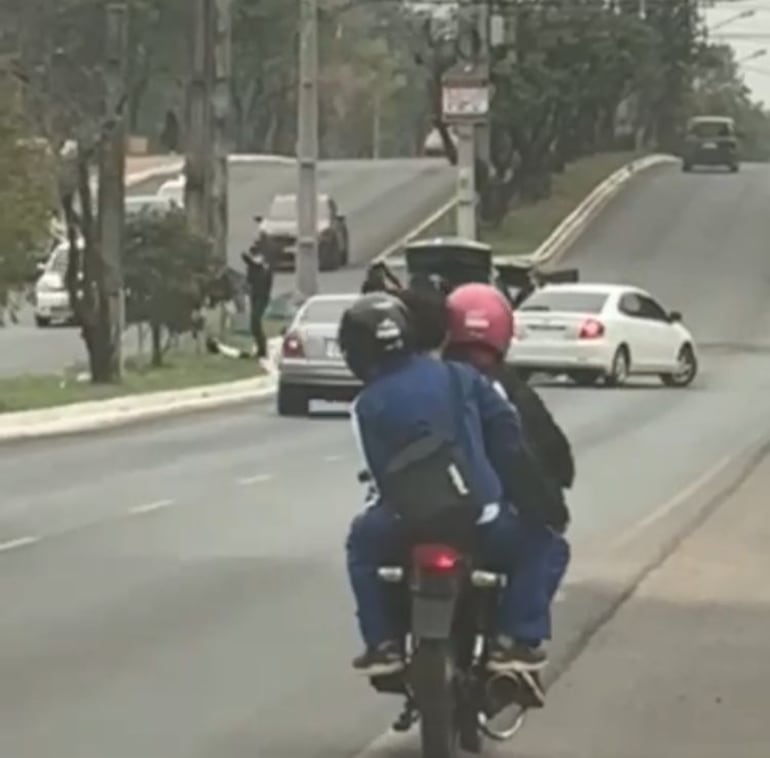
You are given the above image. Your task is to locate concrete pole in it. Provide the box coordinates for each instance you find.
[475,0,491,166]
[456,122,476,239]
[185,0,212,238]
[211,0,231,268]
[99,3,128,379]
[211,0,232,336]
[372,89,381,159]
[296,0,319,298]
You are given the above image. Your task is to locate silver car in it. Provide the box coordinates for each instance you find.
[276,294,361,416]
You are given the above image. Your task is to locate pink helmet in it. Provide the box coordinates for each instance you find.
[446,283,514,358]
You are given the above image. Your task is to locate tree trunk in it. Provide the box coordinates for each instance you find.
[61,151,117,384]
[151,321,164,367]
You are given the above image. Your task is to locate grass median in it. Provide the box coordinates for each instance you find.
[482,150,643,255]
[0,347,265,414]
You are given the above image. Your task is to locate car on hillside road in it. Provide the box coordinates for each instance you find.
[276,293,361,416]
[509,283,698,388]
[681,115,740,173]
[256,193,349,272]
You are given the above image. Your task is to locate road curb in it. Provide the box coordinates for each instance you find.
[2,153,674,441]
[124,153,296,190]
[544,429,770,694]
[501,153,678,268]
[0,373,277,443]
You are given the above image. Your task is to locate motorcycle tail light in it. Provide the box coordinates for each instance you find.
[412,544,460,572]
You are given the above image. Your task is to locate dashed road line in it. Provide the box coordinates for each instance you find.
[237,473,273,486]
[323,454,345,462]
[0,536,40,553]
[129,499,175,516]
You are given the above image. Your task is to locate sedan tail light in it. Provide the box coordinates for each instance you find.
[578,318,605,340]
[282,331,305,357]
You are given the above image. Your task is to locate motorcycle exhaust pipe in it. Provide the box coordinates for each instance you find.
[478,672,527,742]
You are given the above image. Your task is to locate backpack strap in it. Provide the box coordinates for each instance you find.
[445,362,466,447]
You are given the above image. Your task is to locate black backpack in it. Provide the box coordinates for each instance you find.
[378,364,485,542]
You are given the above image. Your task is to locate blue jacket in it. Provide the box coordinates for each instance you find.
[351,354,523,513]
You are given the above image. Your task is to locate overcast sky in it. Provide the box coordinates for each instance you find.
[703,0,770,107]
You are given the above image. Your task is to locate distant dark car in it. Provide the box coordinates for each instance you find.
[255,193,349,272]
[681,116,740,173]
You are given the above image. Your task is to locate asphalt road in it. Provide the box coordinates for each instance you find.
[0,157,454,377]
[2,163,770,757]
[503,444,770,758]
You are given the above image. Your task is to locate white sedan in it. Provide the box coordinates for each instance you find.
[509,283,698,387]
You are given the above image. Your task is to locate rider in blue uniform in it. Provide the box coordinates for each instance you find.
[341,293,566,702]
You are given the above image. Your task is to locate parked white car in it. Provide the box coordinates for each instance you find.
[33,240,79,327]
[509,283,698,387]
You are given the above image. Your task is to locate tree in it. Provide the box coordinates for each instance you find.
[0,78,55,307]
[123,207,218,367]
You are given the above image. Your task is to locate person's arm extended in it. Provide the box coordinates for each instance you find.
[472,370,570,530]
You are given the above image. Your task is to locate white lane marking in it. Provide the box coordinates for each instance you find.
[237,473,273,486]
[0,536,40,554]
[609,451,735,552]
[129,499,175,516]
[324,454,344,462]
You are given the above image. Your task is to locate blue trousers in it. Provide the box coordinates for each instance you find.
[345,503,570,648]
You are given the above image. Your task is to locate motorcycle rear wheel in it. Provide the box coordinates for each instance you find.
[412,639,459,758]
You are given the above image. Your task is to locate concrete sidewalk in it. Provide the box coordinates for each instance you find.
[507,452,770,758]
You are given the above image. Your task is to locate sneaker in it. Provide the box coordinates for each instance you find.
[486,635,547,673]
[352,641,405,676]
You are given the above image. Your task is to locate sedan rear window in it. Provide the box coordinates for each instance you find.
[520,290,608,314]
[299,299,354,323]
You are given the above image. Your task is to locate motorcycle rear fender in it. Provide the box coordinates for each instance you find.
[410,571,461,640]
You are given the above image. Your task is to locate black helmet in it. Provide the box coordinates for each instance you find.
[338,292,413,381]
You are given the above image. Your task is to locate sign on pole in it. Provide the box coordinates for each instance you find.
[441,63,489,123]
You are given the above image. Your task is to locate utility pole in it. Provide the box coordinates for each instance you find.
[296,0,319,299]
[210,0,231,269]
[442,61,489,241]
[211,0,232,337]
[372,89,381,159]
[456,122,476,238]
[185,0,213,238]
[98,2,128,379]
[474,0,491,167]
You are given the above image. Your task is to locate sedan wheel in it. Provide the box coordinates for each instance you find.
[660,345,697,387]
[604,347,629,387]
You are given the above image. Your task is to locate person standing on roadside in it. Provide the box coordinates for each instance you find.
[242,243,273,359]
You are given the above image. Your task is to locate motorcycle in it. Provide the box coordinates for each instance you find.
[371,541,530,757]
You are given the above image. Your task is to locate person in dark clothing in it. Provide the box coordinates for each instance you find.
[496,363,575,491]
[392,278,574,497]
[393,284,448,353]
[361,261,402,294]
[342,292,566,687]
[242,244,273,358]
[443,283,575,498]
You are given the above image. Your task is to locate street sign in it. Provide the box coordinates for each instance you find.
[442,84,489,120]
[441,62,489,122]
